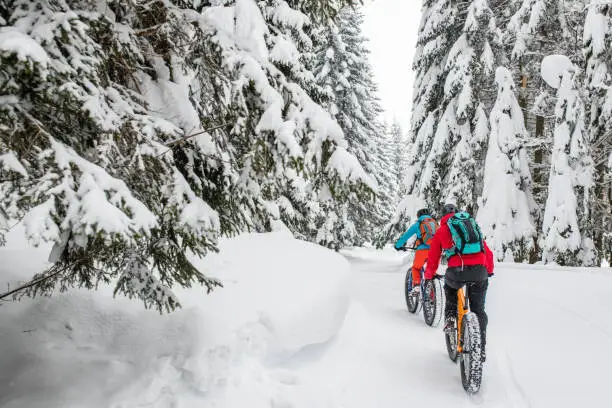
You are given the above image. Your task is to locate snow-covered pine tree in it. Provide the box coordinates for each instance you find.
[0,0,229,312]
[403,0,459,208]
[313,7,387,247]
[478,67,536,262]
[583,2,612,264]
[0,0,372,310]
[375,121,397,220]
[417,0,498,213]
[389,120,407,202]
[382,0,498,247]
[541,55,595,265]
[373,121,408,248]
[505,0,587,258]
[286,0,363,23]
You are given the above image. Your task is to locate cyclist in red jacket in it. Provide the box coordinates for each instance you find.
[424,203,494,361]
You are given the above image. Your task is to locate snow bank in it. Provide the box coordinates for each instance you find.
[0,230,350,408]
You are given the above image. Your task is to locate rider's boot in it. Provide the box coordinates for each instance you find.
[411,285,421,294]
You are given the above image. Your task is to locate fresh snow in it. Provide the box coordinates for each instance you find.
[541,54,575,89]
[0,152,28,178]
[2,230,612,407]
[0,29,49,66]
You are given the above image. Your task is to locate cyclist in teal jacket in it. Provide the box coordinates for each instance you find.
[394,208,438,294]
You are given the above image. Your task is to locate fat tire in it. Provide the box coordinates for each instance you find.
[460,312,483,394]
[423,278,444,327]
[445,323,458,362]
[405,270,420,314]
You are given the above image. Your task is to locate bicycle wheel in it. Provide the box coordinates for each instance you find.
[405,270,420,314]
[423,278,444,327]
[445,320,458,362]
[460,312,483,394]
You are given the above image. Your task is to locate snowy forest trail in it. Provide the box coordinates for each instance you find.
[2,235,611,408]
[282,249,612,408]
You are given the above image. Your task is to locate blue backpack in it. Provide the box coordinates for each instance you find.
[443,212,484,259]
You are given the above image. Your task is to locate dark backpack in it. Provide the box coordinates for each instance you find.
[443,212,484,258]
[416,217,438,246]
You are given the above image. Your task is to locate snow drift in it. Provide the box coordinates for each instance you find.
[0,229,350,408]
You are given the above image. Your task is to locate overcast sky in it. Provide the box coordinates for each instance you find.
[361,1,421,130]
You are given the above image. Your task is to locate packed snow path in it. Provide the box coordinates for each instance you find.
[283,248,612,408]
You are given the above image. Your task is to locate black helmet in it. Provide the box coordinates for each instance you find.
[416,208,430,218]
[441,203,458,216]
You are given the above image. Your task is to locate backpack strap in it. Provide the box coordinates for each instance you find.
[444,218,460,259]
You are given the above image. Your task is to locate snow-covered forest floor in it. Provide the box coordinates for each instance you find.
[1,229,611,408]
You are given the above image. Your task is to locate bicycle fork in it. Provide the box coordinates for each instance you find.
[457,286,469,353]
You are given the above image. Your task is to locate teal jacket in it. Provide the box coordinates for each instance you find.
[394,215,432,250]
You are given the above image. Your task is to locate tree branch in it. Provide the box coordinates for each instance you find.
[0,268,65,301]
[165,123,229,147]
[155,122,229,158]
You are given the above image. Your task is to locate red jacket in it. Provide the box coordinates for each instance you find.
[424,213,494,280]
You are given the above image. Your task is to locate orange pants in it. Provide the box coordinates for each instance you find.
[412,249,428,285]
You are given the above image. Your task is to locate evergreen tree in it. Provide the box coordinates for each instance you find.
[583,2,612,264]
[390,120,407,200]
[382,0,606,265]
[372,121,408,248]
[384,0,498,246]
[505,0,587,260]
[404,0,460,207]
[542,57,595,265]
[371,121,398,240]
[0,0,227,312]
[314,7,389,247]
[416,0,498,212]
[0,0,372,310]
[478,67,536,262]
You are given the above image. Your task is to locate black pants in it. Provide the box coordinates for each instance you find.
[444,276,488,349]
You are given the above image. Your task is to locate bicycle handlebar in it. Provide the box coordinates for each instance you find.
[396,245,418,252]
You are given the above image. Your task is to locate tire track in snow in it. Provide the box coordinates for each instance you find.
[494,350,531,408]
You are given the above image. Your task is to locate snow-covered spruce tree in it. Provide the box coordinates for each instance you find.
[478,67,536,262]
[0,0,371,310]
[383,0,463,244]
[383,0,497,245]
[313,7,386,247]
[0,0,226,312]
[403,0,458,207]
[389,120,407,202]
[507,0,583,63]
[541,56,595,266]
[286,0,363,23]
[374,121,408,248]
[374,121,397,222]
[584,2,612,264]
[417,0,499,213]
[505,0,587,257]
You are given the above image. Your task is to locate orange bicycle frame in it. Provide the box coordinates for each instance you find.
[457,287,467,353]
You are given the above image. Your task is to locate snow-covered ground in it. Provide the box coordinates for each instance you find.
[1,233,611,407]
